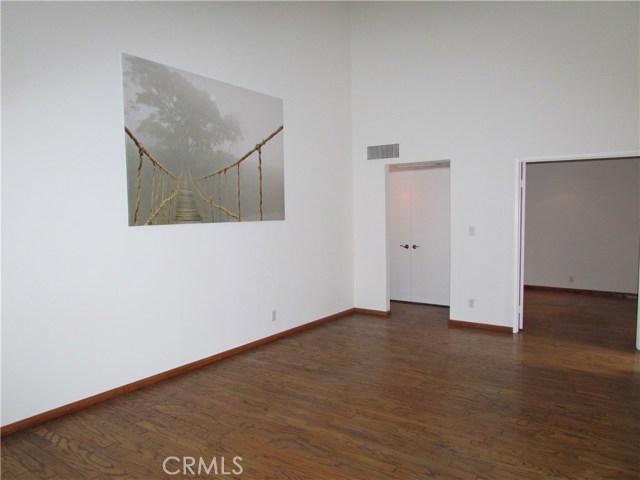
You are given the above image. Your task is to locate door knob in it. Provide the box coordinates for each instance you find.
[412,244,420,249]
[400,244,409,249]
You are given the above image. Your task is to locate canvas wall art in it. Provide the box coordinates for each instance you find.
[122,54,285,226]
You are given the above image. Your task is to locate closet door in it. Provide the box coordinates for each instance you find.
[389,167,450,306]
[410,168,450,305]
[389,170,412,302]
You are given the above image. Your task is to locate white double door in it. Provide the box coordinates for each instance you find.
[389,167,450,305]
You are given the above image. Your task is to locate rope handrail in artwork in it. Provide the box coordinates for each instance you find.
[145,187,182,225]
[192,125,283,221]
[190,171,241,221]
[194,125,283,181]
[125,127,180,178]
[125,126,181,225]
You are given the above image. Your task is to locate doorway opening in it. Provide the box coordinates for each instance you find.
[387,160,451,307]
[515,153,640,349]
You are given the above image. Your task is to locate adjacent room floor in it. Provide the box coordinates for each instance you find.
[2,291,638,479]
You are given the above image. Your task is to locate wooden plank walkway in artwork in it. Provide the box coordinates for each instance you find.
[2,292,639,479]
[172,181,202,224]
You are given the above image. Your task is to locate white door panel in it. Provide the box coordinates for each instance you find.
[389,170,412,301]
[410,168,450,305]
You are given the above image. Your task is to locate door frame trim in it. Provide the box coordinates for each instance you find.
[513,150,640,345]
[386,159,452,309]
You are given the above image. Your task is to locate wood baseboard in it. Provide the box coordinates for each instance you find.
[391,300,449,308]
[448,319,512,333]
[1,308,357,438]
[354,307,391,317]
[524,285,637,300]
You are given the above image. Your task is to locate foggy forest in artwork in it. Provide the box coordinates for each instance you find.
[122,54,284,226]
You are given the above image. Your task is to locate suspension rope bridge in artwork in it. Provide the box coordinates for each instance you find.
[125,125,283,225]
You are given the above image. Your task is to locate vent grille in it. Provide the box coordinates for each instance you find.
[367,143,399,160]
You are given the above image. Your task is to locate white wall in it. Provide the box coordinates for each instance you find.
[524,159,639,294]
[351,2,640,327]
[1,2,353,426]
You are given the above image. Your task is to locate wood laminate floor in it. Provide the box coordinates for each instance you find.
[2,291,639,479]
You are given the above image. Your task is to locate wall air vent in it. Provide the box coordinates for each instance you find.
[367,143,399,160]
